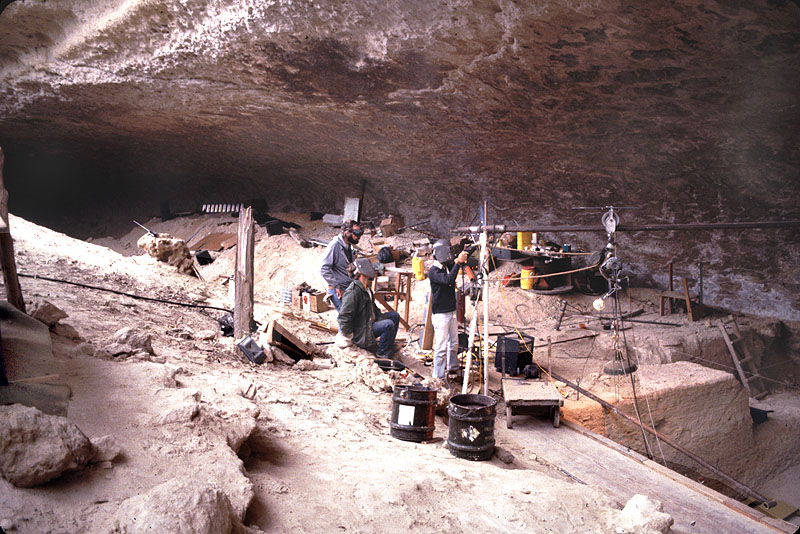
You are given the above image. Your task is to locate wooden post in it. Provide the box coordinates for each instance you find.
[233,207,254,339]
[0,146,25,313]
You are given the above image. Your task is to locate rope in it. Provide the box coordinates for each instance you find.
[18,272,232,313]
[501,262,601,281]
[614,292,667,465]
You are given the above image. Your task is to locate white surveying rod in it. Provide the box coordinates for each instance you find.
[481,218,490,396]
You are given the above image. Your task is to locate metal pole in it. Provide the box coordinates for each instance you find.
[550,371,776,507]
[454,220,800,234]
[482,201,490,396]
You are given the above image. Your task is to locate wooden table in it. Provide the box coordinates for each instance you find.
[503,377,564,428]
[373,266,413,330]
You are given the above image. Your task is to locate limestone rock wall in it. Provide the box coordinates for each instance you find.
[0,0,798,318]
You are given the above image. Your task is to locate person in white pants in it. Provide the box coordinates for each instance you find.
[428,240,469,380]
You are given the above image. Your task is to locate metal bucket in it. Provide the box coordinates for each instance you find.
[390,385,437,442]
[447,394,496,460]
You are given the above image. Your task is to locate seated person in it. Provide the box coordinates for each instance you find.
[336,258,400,359]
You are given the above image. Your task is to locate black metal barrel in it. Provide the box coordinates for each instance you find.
[447,393,496,460]
[390,385,437,442]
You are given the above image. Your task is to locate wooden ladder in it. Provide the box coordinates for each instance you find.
[718,316,768,399]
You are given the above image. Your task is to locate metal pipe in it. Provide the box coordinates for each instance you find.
[454,220,800,234]
[550,371,776,507]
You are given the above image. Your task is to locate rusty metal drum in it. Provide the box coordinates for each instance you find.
[447,393,496,460]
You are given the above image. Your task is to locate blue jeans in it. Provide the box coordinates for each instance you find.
[327,287,343,312]
[373,311,400,358]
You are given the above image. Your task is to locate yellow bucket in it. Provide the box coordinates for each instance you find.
[520,266,536,290]
[517,231,532,250]
[412,256,426,281]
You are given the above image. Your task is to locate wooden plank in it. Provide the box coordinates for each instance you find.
[421,293,434,350]
[234,207,254,339]
[374,294,410,330]
[504,419,793,533]
[502,378,563,404]
[271,320,314,357]
[9,374,60,384]
[0,146,25,312]
[0,383,70,416]
[189,232,237,251]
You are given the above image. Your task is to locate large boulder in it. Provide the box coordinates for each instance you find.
[115,478,235,534]
[137,233,194,274]
[0,404,95,487]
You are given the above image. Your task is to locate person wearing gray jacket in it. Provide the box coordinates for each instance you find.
[320,220,363,311]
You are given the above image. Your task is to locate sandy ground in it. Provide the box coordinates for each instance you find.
[1,212,799,533]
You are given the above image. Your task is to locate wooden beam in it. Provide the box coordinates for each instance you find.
[0,146,25,312]
[233,207,254,339]
[421,294,434,350]
[374,294,410,330]
[270,320,314,357]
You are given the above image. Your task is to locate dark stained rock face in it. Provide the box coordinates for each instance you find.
[0,0,798,318]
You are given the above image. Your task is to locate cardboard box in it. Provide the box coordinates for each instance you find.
[302,292,329,313]
[292,290,303,310]
[380,215,404,237]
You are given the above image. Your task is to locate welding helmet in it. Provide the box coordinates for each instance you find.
[353,258,377,279]
[432,239,454,264]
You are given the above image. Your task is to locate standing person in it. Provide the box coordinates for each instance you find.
[429,240,469,380]
[320,220,363,311]
[336,259,400,359]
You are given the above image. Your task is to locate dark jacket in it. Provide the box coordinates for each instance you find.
[429,261,461,314]
[320,235,354,290]
[338,279,381,350]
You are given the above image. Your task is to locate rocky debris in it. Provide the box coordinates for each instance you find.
[114,478,237,534]
[494,446,515,465]
[355,357,394,393]
[0,404,95,487]
[51,321,83,340]
[196,329,217,341]
[237,380,257,400]
[28,300,83,340]
[101,326,157,360]
[73,342,97,358]
[223,418,257,455]
[162,365,180,388]
[271,346,296,366]
[29,299,68,326]
[111,326,154,354]
[90,435,122,463]
[420,376,452,415]
[152,389,202,425]
[294,359,334,371]
[617,494,674,534]
[0,516,16,532]
[137,233,194,275]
